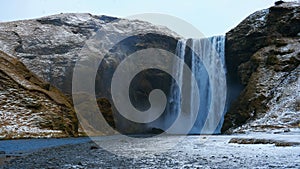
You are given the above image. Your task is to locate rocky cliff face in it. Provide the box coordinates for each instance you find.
[1,3,298,137]
[0,13,178,96]
[0,13,179,135]
[95,33,178,134]
[222,2,300,133]
[0,51,77,139]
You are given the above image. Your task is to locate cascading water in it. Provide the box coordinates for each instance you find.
[166,36,226,134]
[165,39,187,129]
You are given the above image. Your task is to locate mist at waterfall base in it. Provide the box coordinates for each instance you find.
[148,36,227,135]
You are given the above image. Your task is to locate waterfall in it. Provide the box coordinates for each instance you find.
[167,36,226,134]
[166,39,187,129]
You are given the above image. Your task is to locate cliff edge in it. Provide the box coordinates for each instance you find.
[223,2,300,134]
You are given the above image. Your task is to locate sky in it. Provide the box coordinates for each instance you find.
[0,0,275,37]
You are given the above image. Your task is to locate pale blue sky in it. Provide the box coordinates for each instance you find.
[0,0,275,36]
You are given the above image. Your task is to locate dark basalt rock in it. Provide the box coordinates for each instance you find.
[0,51,78,139]
[95,33,178,134]
[0,13,178,97]
[0,13,179,135]
[229,137,300,147]
[275,1,285,6]
[97,98,115,129]
[222,2,300,133]
[2,5,298,136]
[150,128,165,134]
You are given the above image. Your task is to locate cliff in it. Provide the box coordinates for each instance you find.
[222,2,300,133]
[0,13,178,95]
[0,13,179,135]
[0,51,77,139]
[1,2,299,137]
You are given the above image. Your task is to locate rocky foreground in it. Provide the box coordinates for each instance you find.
[1,134,300,168]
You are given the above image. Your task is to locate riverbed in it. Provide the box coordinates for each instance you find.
[1,133,300,168]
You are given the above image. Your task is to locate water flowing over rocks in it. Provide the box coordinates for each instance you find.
[0,2,299,138]
[0,2,300,168]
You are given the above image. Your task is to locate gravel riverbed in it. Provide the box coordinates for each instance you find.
[1,134,300,169]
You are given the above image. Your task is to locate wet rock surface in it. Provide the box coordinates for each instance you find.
[229,138,300,147]
[223,2,300,133]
